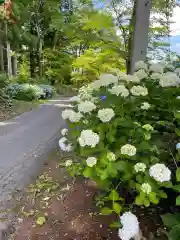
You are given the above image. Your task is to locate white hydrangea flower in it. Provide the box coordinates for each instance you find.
[175,68,180,75]
[142,124,153,131]
[107,152,116,161]
[97,108,115,123]
[66,143,73,152]
[59,137,72,152]
[83,119,89,124]
[78,129,99,148]
[135,61,148,71]
[135,69,148,80]
[121,144,136,156]
[99,73,118,86]
[149,63,164,73]
[134,163,146,172]
[61,128,68,136]
[79,85,93,101]
[150,72,162,80]
[159,72,180,87]
[62,109,74,120]
[130,86,148,96]
[89,80,102,90]
[118,212,139,240]
[70,112,82,122]
[176,96,180,99]
[108,85,129,97]
[65,160,73,167]
[70,96,81,102]
[141,102,150,110]
[117,71,128,80]
[125,74,140,83]
[166,64,174,71]
[149,164,171,182]
[62,109,82,123]
[78,101,96,113]
[86,157,97,167]
[141,183,151,194]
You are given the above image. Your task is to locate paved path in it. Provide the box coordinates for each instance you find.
[0,97,72,204]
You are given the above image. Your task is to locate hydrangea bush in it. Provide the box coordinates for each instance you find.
[60,61,180,239]
[6,83,55,101]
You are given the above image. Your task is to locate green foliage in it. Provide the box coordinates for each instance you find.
[72,48,125,85]
[0,73,10,108]
[161,213,180,240]
[44,48,73,85]
[18,56,30,83]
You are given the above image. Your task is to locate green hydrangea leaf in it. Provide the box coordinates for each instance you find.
[109,190,119,201]
[100,207,113,215]
[176,168,180,182]
[135,195,143,205]
[109,221,121,228]
[144,199,150,207]
[176,195,180,206]
[113,202,122,214]
[168,224,180,240]
[161,213,180,228]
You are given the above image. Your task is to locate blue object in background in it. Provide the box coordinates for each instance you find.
[100,95,107,100]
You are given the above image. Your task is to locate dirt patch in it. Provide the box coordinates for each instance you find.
[9,151,119,240]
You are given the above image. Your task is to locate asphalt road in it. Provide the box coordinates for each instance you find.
[0,97,71,204]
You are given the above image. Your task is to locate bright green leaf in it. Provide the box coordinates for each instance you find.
[36,216,46,226]
[109,190,119,201]
[176,196,180,206]
[173,185,180,192]
[144,199,150,207]
[109,221,121,228]
[100,207,113,215]
[159,191,167,198]
[113,202,122,214]
[149,192,159,204]
[176,168,180,182]
[135,195,143,206]
[175,128,180,137]
[83,167,93,178]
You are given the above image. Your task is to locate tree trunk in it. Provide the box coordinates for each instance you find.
[30,51,36,78]
[7,42,12,76]
[38,39,43,77]
[12,55,17,76]
[0,22,4,71]
[126,0,137,74]
[0,43,4,71]
[130,0,151,74]
[5,22,12,76]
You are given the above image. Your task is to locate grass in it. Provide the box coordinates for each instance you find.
[0,99,43,122]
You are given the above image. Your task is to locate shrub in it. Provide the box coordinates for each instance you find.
[71,48,126,85]
[60,61,180,239]
[7,84,45,101]
[0,73,10,108]
[39,84,56,98]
